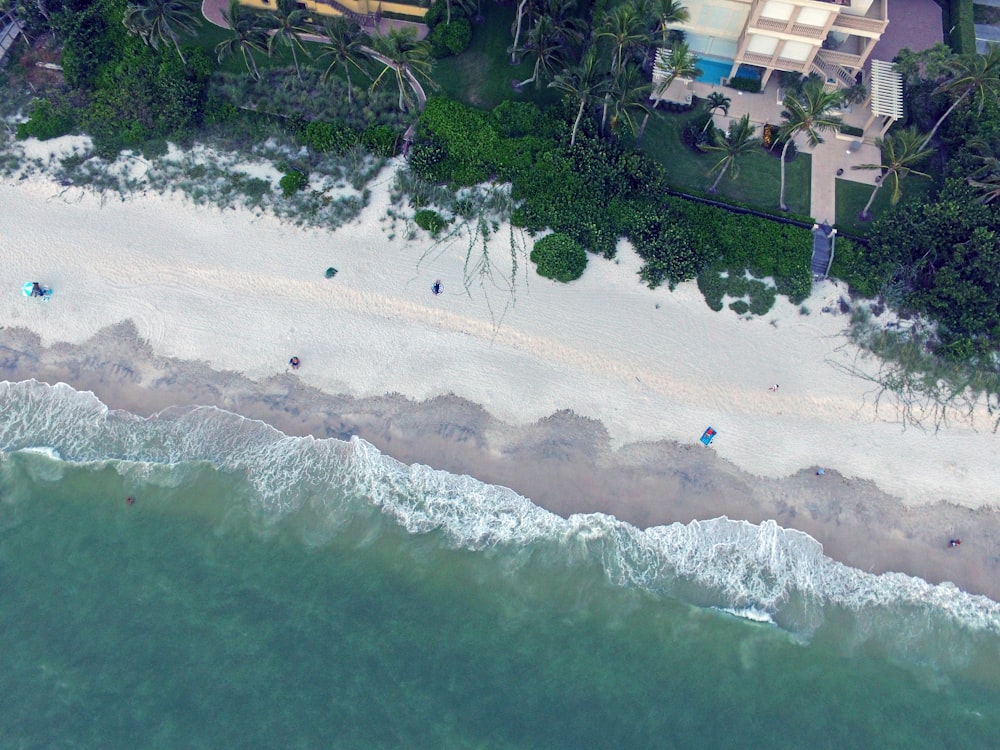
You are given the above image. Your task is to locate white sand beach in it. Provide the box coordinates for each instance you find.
[1,145,997,513]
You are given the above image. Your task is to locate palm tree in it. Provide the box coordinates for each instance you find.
[703,113,760,193]
[548,47,607,146]
[610,62,655,143]
[967,153,1000,204]
[596,3,649,80]
[652,40,701,99]
[851,127,932,220]
[776,82,843,211]
[926,46,1000,141]
[215,0,268,80]
[702,90,730,131]
[651,0,689,46]
[123,0,201,65]
[514,15,565,89]
[362,27,435,112]
[510,0,540,64]
[315,17,370,104]
[266,0,312,82]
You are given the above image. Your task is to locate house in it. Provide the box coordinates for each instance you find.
[667,0,888,90]
[239,0,427,24]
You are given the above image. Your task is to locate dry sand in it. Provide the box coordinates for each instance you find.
[2,148,999,598]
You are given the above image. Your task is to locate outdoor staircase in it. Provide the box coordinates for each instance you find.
[810,222,836,279]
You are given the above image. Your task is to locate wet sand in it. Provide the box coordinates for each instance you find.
[4,322,998,601]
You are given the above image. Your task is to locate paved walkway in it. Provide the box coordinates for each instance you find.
[688,78,880,224]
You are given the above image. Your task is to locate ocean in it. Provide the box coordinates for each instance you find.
[2,380,999,748]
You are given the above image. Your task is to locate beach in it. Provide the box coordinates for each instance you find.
[2,145,999,600]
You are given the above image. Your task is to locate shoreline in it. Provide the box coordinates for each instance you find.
[4,323,1000,601]
[2,160,999,598]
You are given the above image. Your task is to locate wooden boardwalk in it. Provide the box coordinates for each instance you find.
[810,222,836,279]
[0,13,23,64]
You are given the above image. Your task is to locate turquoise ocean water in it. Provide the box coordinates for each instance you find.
[2,380,1000,748]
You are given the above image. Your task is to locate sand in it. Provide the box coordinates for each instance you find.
[2,140,999,597]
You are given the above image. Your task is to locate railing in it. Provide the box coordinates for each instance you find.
[751,18,825,40]
[790,23,825,39]
[741,52,774,66]
[830,13,886,35]
[753,17,787,32]
[817,49,864,67]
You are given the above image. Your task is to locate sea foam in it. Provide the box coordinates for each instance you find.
[2,379,999,640]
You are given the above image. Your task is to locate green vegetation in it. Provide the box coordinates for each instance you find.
[530,233,588,282]
[4,0,1000,397]
[639,109,811,216]
[414,208,448,234]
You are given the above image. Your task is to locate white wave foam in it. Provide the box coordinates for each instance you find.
[3,379,1000,638]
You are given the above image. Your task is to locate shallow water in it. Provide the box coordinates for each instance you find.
[2,381,999,747]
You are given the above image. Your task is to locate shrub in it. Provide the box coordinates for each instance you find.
[301,120,360,154]
[280,169,309,197]
[428,18,472,58]
[414,208,448,234]
[362,124,400,157]
[727,76,762,93]
[16,99,76,141]
[681,115,714,152]
[729,300,750,315]
[531,233,588,282]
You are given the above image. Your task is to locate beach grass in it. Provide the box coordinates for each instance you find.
[639,110,812,217]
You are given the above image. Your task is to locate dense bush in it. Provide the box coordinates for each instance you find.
[16,99,76,141]
[727,76,762,93]
[531,233,588,282]
[428,18,472,58]
[280,169,308,197]
[362,124,400,157]
[300,120,360,155]
[680,114,714,152]
[414,208,448,234]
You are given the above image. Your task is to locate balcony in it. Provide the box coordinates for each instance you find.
[751,17,825,40]
[831,0,887,37]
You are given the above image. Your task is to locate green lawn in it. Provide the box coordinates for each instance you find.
[834,168,939,235]
[433,7,558,110]
[638,107,812,218]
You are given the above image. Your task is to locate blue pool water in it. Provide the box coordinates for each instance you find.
[696,58,761,86]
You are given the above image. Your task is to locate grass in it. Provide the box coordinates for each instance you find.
[834,168,939,235]
[638,107,812,217]
[433,6,559,110]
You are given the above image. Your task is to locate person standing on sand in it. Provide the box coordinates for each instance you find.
[289,356,300,370]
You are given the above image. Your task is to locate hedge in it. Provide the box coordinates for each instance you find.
[531,233,588,282]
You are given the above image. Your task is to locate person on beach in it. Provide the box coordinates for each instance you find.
[289,356,300,370]
[31,282,43,297]
[949,538,961,548]
[769,384,779,392]
[432,280,442,296]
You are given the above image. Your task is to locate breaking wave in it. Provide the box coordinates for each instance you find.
[3,379,1000,644]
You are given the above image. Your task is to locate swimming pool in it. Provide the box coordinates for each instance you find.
[695,58,762,86]
[696,58,734,85]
